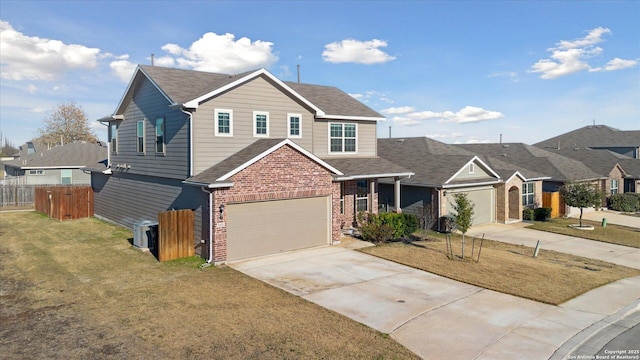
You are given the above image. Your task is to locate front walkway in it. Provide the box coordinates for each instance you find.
[230,242,640,359]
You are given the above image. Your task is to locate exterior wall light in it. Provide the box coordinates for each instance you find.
[219,204,225,220]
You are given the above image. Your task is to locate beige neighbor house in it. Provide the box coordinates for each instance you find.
[377,137,548,230]
[91,65,412,264]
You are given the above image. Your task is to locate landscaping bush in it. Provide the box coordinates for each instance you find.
[608,193,640,212]
[359,212,419,243]
[534,207,552,221]
[522,208,535,221]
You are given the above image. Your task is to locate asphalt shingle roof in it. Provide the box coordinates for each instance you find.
[321,157,413,179]
[285,82,383,118]
[3,141,107,169]
[534,125,640,149]
[456,143,604,182]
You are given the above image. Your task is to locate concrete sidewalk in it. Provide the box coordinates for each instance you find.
[466,223,640,270]
[231,242,640,360]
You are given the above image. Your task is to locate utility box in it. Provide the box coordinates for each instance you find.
[133,220,158,249]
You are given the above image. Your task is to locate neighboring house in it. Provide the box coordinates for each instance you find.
[377,137,547,229]
[534,125,640,194]
[2,141,107,185]
[91,65,412,264]
[534,124,640,159]
[456,142,607,216]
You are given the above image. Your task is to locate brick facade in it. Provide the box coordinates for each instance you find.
[210,145,336,263]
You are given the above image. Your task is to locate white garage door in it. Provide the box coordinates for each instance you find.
[226,196,330,261]
[445,187,495,225]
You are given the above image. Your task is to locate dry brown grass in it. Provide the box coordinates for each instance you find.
[527,218,640,248]
[360,231,640,305]
[0,211,418,360]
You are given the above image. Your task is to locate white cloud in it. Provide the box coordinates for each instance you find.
[0,20,101,81]
[488,71,520,82]
[381,106,415,115]
[391,106,504,125]
[349,93,363,100]
[391,116,421,126]
[109,57,137,82]
[529,27,636,79]
[158,32,278,74]
[322,39,396,64]
[427,132,464,139]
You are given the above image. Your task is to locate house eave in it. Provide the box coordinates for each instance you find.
[317,114,386,122]
[182,180,235,189]
[442,180,502,189]
[334,172,414,181]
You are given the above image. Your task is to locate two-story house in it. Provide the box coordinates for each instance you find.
[92,65,412,264]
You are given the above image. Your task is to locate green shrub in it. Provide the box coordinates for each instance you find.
[534,207,552,221]
[608,193,640,212]
[358,212,419,243]
[523,208,535,221]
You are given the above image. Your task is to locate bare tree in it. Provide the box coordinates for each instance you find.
[38,101,97,147]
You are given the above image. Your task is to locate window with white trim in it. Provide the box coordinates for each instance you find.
[61,169,72,185]
[356,180,368,212]
[522,182,535,206]
[215,109,233,136]
[137,120,145,154]
[28,170,45,175]
[611,179,618,195]
[288,114,301,138]
[155,117,165,154]
[253,111,269,137]
[110,123,118,153]
[329,123,357,153]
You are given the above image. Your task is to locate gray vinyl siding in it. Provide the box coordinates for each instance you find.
[379,183,433,217]
[25,168,91,185]
[92,172,209,255]
[192,76,315,175]
[111,78,189,179]
[313,119,377,158]
[451,160,493,181]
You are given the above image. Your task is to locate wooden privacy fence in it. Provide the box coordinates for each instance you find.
[157,209,194,262]
[35,186,94,221]
[0,185,35,207]
[542,191,566,218]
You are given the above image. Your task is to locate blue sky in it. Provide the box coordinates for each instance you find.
[1,0,638,147]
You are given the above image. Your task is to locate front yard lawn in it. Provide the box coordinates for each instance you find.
[0,212,418,359]
[527,217,640,248]
[360,231,640,305]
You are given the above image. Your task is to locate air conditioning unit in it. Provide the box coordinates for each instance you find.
[133,220,158,249]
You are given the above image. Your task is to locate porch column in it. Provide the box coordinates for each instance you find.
[369,179,375,213]
[394,177,402,213]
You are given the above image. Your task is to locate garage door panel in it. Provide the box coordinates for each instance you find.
[227,196,329,261]
[445,188,494,225]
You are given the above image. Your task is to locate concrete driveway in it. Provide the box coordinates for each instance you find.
[570,209,640,228]
[230,241,640,359]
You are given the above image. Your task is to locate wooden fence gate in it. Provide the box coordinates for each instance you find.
[157,209,194,262]
[542,191,566,218]
[35,186,94,221]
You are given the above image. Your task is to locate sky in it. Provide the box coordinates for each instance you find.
[1,0,638,147]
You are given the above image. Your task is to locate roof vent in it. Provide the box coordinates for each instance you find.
[502,153,507,157]
[397,139,406,142]
[573,147,580,151]
[502,144,509,148]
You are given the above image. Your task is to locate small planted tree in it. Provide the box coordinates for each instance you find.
[559,182,603,227]
[451,193,475,259]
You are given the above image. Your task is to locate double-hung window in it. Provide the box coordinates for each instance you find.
[288,114,301,138]
[136,120,145,154]
[215,109,233,136]
[110,123,118,153]
[611,179,618,195]
[155,117,165,154]
[356,180,369,212]
[329,123,357,153]
[28,170,45,175]
[253,111,269,137]
[522,182,535,206]
[61,169,72,185]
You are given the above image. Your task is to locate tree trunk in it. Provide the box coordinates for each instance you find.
[461,234,465,259]
[579,208,583,227]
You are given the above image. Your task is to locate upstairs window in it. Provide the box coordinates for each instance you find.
[137,120,145,154]
[522,182,535,206]
[611,179,618,195]
[28,170,45,175]
[215,109,233,136]
[288,114,301,138]
[329,123,357,153]
[155,117,165,154]
[254,111,269,137]
[110,123,118,153]
[61,169,72,185]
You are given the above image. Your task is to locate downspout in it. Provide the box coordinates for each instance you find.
[200,187,214,264]
[437,188,442,232]
[180,107,194,177]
